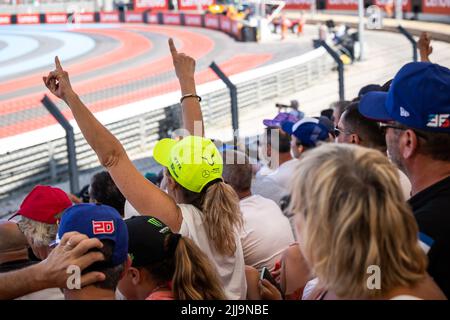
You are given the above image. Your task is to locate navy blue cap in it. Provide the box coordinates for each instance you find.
[358,84,382,98]
[57,203,128,266]
[281,117,330,148]
[359,62,450,132]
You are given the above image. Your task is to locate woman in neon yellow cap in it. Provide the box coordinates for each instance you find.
[43,40,247,300]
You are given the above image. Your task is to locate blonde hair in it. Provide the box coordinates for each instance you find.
[17,217,58,247]
[172,236,226,300]
[289,143,427,299]
[180,180,242,256]
[142,234,226,300]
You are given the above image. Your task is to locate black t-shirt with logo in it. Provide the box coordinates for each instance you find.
[409,175,450,298]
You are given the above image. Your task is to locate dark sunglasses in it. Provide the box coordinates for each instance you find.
[334,127,353,137]
[379,123,428,140]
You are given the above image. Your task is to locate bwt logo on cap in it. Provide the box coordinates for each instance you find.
[92,221,115,234]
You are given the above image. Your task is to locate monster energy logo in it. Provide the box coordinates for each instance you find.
[147,217,163,227]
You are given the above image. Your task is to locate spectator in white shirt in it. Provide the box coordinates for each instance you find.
[223,150,295,271]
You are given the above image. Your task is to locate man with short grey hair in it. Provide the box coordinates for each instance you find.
[10,185,72,260]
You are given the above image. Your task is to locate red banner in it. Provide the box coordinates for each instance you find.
[326,0,358,10]
[162,13,181,25]
[220,15,232,33]
[374,0,411,11]
[284,0,314,9]
[184,14,203,26]
[146,12,159,24]
[133,0,168,12]
[204,14,220,29]
[100,12,120,23]
[0,14,11,25]
[125,12,144,23]
[422,0,450,14]
[17,14,40,24]
[178,0,213,10]
[75,12,95,23]
[45,13,68,24]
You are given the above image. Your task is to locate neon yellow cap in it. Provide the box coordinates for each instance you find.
[153,136,223,193]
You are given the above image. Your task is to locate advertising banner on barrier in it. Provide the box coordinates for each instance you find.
[75,12,95,23]
[100,12,120,23]
[17,14,40,24]
[133,0,168,12]
[178,0,214,10]
[374,0,411,11]
[184,14,203,26]
[45,13,68,24]
[205,14,220,29]
[422,0,450,14]
[284,0,314,9]
[162,13,181,25]
[125,12,144,22]
[146,12,159,24]
[326,0,358,10]
[220,15,232,33]
[0,14,11,25]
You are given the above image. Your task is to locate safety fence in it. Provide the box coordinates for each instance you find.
[0,46,334,199]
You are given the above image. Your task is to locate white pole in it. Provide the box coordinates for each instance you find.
[358,0,365,61]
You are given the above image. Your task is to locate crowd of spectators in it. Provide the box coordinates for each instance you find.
[0,32,449,301]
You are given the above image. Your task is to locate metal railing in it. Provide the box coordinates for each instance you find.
[0,47,334,199]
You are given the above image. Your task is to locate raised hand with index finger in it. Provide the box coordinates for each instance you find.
[43,56,76,102]
[168,38,196,82]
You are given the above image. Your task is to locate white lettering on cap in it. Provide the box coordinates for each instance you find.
[400,107,410,117]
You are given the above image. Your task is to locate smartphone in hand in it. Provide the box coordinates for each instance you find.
[260,266,283,294]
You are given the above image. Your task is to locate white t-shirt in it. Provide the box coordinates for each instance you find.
[390,295,422,300]
[252,159,299,205]
[16,288,64,300]
[240,195,295,271]
[178,204,247,300]
[265,159,299,190]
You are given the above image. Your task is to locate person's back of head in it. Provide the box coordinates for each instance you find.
[265,127,291,154]
[222,150,252,196]
[120,216,225,300]
[290,144,428,299]
[90,171,126,217]
[0,220,29,266]
[338,102,386,152]
[329,100,351,126]
[57,203,128,299]
[153,136,242,257]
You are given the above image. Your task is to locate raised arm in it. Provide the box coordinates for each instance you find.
[169,38,204,137]
[418,32,433,63]
[43,57,182,231]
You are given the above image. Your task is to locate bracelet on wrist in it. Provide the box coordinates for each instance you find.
[180,94,202,104]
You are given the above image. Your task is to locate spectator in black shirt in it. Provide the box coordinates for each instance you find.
[359,62,450,298]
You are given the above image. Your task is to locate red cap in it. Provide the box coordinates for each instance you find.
[10,185,72,224]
